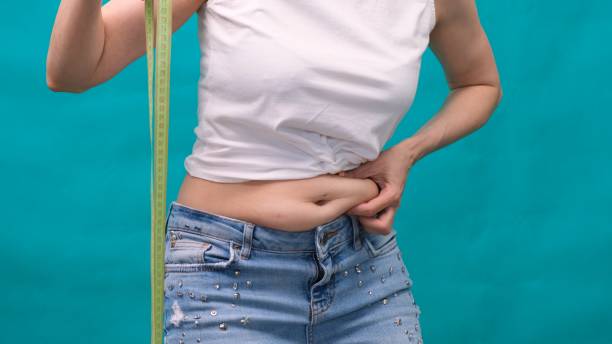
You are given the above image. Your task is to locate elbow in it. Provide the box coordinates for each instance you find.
[46,73,64,92]
[46,68,91,94]
[46,75,66,93]
[46,76,89,94]
[481,84,503,127]
[495,85,503,105]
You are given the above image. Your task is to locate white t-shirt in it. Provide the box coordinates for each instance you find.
[184,0,437,182]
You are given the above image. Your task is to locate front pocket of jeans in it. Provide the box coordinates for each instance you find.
[166,237,211,265]
[164,231,238,272]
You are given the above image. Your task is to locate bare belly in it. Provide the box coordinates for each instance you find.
[176,172,380,232]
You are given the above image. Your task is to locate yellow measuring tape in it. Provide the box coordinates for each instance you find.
[144,0,172,343]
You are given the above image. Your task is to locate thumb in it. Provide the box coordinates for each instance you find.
[339,164,368,178]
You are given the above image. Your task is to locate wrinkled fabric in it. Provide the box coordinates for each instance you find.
[185,0,436,182]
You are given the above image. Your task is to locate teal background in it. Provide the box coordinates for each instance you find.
[1,1,610,343]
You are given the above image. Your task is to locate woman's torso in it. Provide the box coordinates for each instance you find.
[178,0,436,231]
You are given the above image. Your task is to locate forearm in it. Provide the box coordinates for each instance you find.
[46,0,105,92]
[397,83,502,165]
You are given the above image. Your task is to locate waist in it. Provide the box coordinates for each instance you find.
[176,172,380,232]
[166,200,363,253]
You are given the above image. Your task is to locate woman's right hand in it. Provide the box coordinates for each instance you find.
[46,0,206,93]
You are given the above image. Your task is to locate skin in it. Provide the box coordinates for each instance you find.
[46,0,206,92]
[46,0,502,234]
[340,0,502,233]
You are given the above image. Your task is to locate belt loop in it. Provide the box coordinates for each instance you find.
[240,222,255,260]
[350,215,362,251]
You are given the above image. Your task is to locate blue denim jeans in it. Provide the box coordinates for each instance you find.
[163,201,423,344]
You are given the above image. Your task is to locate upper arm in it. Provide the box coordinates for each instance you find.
[90,0,206,87]
[428,0,501,91]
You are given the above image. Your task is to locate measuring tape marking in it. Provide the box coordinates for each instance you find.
[145,1,172,343]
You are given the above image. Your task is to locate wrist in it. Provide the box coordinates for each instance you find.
[397,136,427,166]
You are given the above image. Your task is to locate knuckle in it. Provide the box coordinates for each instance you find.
[364,208,378,217]
[391,191,402,203]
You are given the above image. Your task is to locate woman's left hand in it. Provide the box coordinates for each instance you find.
[338,142,415,235]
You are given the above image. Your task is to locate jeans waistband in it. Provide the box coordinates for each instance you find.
[165,201,363,255]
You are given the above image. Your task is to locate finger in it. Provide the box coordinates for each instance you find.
[348,185,399,217]
[359,214,392,235]
[359,206,396,235]
[342,162,371,179]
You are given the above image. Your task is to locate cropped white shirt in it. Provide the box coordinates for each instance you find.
[184,0,437,182]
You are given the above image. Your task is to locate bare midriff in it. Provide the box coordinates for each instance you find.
[176,172,380,232]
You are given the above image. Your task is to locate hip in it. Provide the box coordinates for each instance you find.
[162,201,423,343]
